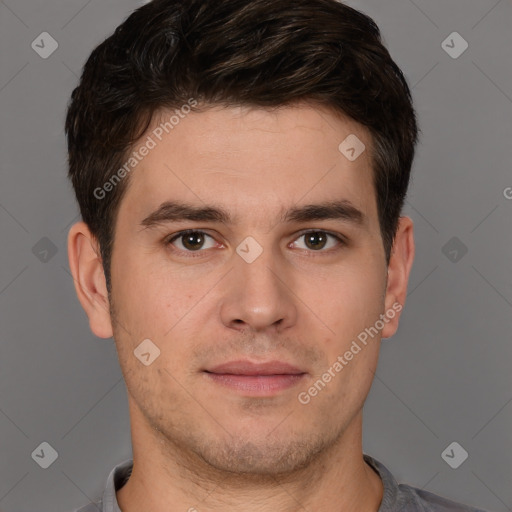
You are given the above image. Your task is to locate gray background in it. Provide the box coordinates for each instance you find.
[0,0,511,511]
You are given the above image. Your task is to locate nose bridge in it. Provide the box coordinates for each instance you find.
[219,235,297,331]
[235,235,284,300]
[237,241,280,291]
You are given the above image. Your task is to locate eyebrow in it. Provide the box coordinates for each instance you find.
[139,199,367,229]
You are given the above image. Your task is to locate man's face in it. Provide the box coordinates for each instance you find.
[108,103,396,475]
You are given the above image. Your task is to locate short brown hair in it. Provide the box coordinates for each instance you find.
[65,0,419,291]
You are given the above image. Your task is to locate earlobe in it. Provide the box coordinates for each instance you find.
[67,221,114,339]
[381,216,415,339]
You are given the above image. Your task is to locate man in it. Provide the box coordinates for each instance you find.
[66,0,487,510]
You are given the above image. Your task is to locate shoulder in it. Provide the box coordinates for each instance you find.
[396,483,489,512]
[363,454,489,512]
[72,502,103,512]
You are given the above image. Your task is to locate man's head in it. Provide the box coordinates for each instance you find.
[66,0,418,293]
[66,0,416,481]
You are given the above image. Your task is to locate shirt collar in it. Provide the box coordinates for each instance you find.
[363,453,400,511]
[103,458,132,512]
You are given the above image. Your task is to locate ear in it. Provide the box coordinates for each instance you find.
[381,216,415,339]
[67,221,113,338]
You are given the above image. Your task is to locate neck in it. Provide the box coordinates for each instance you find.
[117,411,383,512]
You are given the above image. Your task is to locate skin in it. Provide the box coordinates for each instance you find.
[68,102,414,512]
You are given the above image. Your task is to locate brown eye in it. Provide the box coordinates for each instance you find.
[167,230,216,252]
[291,230,345,252]
[181,232,205,250]
[304,231,328,250]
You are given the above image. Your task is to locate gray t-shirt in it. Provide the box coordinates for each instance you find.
[74,454,488,511]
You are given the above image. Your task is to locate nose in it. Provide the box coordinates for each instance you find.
[219,243,298,333]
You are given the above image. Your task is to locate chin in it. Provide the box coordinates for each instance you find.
[190,429,336,477]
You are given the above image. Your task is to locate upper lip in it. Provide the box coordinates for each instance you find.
[205,360,305,376]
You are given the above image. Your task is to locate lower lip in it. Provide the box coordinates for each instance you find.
[204,372,306,395]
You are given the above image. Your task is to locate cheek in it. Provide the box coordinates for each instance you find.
[306,264,385,340]
[110,260,217,384]
[111,249,197,334]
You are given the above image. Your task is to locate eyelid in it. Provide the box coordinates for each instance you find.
[166,229,220,248]
[290,229,347,252]
[293,228,347,243]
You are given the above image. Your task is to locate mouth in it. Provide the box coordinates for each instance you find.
[203,360,307,396]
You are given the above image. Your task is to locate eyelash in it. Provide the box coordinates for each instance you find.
[164,229,347,257]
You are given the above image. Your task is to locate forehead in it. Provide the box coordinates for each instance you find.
[117,103,378,229]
